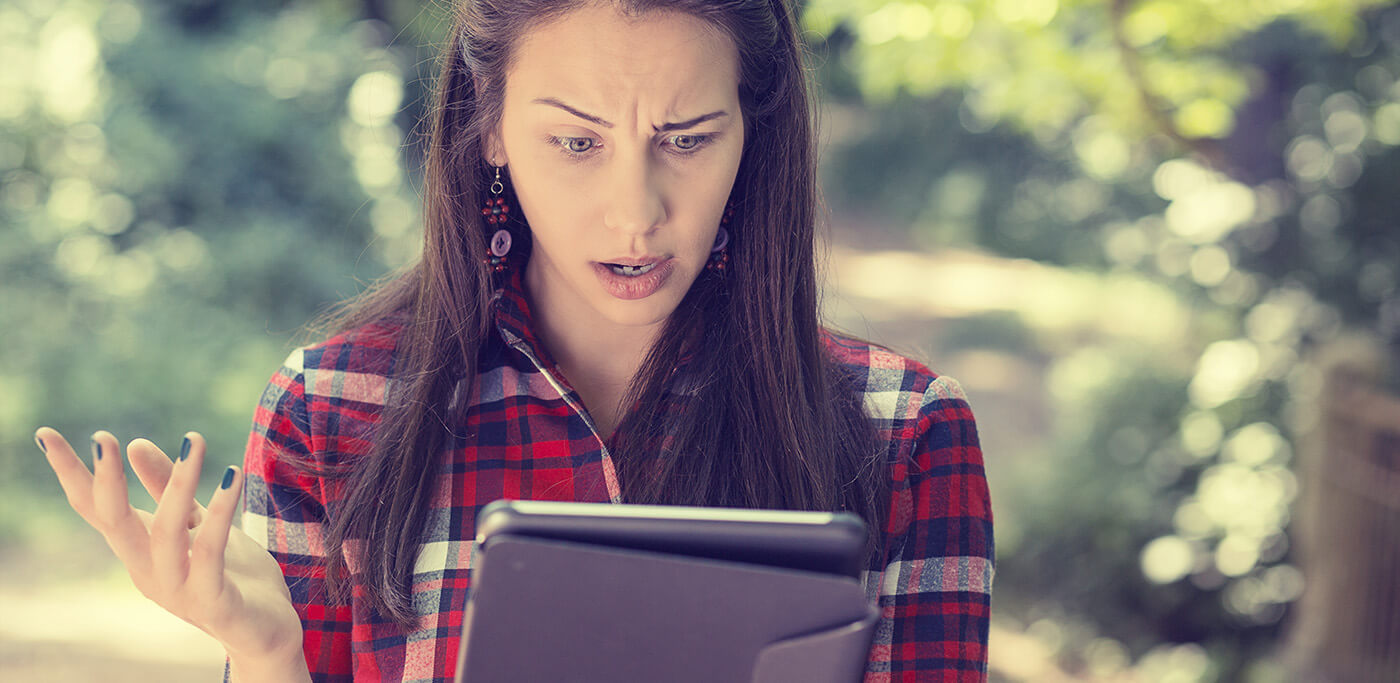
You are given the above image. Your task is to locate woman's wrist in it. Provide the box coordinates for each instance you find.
[226,641,313,683]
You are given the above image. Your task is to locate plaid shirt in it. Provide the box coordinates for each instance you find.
[231,271,994,682]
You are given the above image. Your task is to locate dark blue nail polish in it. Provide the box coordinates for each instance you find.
[220,467,235,490]
[179,437,191,462]
[91,439,102,461]
[35,436,46,453]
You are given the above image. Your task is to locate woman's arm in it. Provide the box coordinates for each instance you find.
[227,644,315,683]
[865,374,995,682]
[228,351,355,682]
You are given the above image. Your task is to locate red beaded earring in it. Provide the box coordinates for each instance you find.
[706,202,734,273]
[482,165,512,274]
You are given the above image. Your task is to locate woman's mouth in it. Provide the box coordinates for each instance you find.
[592,258,675,300]
[603,262,658,277]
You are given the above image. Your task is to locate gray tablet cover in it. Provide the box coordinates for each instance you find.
[454,535,878,683]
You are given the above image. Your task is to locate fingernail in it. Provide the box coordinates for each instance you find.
[35,436,46,453]
[220,467,235,490]
[91,439,103,461]
[179,437,191,462]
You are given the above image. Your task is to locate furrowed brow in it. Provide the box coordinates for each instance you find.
[533,98,613,128]
[654,111,728,133]
[533,97,730,133]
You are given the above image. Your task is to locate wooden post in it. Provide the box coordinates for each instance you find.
[1286,336,1400,682]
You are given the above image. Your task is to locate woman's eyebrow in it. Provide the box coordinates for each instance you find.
[531,97,729,132]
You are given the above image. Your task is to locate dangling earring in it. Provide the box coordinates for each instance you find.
[482,165,512,274]
[706,202,734,273]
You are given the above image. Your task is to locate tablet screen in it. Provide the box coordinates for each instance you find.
[474,499,868,578]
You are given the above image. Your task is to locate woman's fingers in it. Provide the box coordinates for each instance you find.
[127,437,207,528]
[37,427,281,653]
[34,427,97,522]
[126,438,175,504]
[88,430,155,579]
[189,465,242,602]
[37,428,155,586]
[150,433,205,593]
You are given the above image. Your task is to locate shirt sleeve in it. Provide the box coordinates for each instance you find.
[225,350,355,682]
[864,375,995,682]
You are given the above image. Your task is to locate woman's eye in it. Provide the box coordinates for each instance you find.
[548,133,711,159]
[558,137,595,154]
[668,134,708,152]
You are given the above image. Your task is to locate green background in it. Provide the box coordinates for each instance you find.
[3,0,1399,680]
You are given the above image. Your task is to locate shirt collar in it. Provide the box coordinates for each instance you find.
[489,266,703,396]
[490,267,564,377]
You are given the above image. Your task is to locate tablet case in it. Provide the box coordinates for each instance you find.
[455,534,878,683]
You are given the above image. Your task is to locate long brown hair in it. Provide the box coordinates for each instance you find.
[296,0,890,632]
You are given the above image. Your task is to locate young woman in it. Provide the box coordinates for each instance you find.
[35,0,994,681]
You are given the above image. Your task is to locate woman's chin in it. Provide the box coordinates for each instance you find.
[592,293,681,329]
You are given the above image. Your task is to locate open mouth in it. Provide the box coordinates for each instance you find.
[602,262,658,277]
[592,258,675,300]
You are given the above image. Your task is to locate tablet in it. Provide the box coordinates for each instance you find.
[474,499,869,579]
[457,500,878,683]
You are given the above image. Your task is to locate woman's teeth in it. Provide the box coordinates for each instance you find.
[609,263,657,277]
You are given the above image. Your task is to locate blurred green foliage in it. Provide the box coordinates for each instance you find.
[1,0,444,529]
[808,0,1400,679]
[4,0,1399,680]
[805,0,1390,145]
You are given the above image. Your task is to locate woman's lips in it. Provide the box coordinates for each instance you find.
[600,256,664,267]
[592,258,676,300]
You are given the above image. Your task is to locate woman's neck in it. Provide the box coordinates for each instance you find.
[525,264,662,439]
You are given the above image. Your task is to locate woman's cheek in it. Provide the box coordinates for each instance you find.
[518,165,587,220]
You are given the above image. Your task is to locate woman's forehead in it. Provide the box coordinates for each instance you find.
[504,4,741,120]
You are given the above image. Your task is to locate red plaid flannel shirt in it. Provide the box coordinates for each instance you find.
[230,271,994,681]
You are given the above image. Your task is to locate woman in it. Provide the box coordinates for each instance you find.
[34,0,994,680]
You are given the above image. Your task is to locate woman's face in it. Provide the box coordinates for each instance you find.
[489,3,744,330]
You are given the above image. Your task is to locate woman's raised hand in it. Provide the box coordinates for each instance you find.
[33,428,307,676]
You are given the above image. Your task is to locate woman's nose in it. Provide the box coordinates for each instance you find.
[602,153,666,236]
